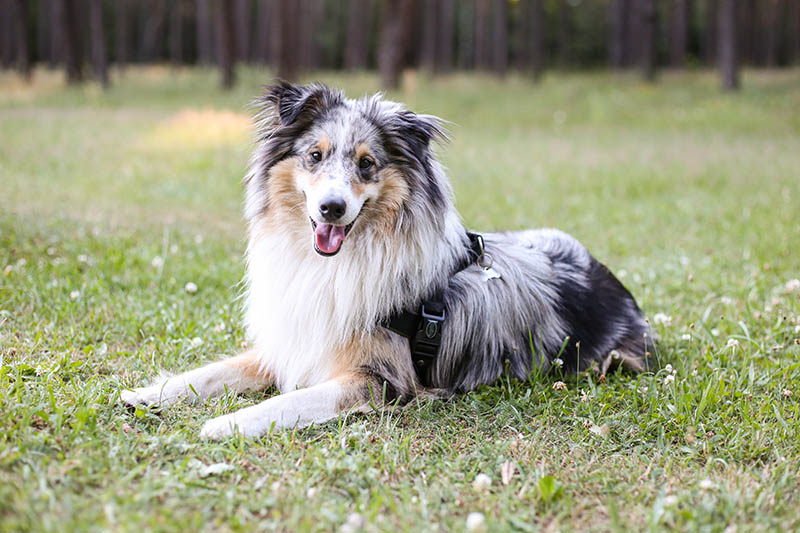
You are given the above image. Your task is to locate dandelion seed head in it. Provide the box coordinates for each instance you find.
[466,512,487,532]
[472,473,492,492]
[653,313,672,326]
[184,282,198,294]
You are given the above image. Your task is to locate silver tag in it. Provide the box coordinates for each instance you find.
[482,267,501,281]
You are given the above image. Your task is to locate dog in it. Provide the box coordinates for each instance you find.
[121,82,653,439]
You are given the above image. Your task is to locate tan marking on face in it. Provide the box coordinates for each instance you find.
[358,166,411,236]
[222,349,271,380]
[317,135,331,154]
[259,157,309,237]
[355,143,372,161]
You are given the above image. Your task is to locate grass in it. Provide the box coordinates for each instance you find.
[1,66,799,532]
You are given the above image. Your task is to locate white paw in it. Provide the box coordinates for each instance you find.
[200,414,241,439]
[119,385,175,408]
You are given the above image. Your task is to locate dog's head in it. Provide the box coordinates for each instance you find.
[247,82,448,256]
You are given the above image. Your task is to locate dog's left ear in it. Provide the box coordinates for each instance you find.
[393,111,448,159]
[263,81,343,128]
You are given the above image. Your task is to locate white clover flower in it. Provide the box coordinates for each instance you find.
[465,512,487,532]
[711,328,720,337]
[340,513,364,533]
[726,338,739,349]
[720,296,733,305]
[653,313,672,327]
[151,256,164,269]
[639,386,648,394]
[184,282,198,294]
[698,479,715,490]
[70,290,80,300]
[795,325,800,334]
[663,375,675,386]
[664,364,673,373]
[617,269,627,278]
[190,337,203,348]
[664,495,678,506]
[77,254,89,263]
[194,234,204,244]
[306,487,317,498]
[682,333,691,341]
[785,279,800,293]
[472,474,492,492]
[169,244,179,254]
[679,256,690,266]
[553,381,567,391]
[552,358,563,368]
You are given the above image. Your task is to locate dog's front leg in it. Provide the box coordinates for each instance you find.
[120,350,270,407]
[199,377,366,439]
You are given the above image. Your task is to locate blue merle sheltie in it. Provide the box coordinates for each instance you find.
[121,82,653,438]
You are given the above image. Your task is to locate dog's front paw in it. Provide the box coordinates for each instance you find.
[119,385,172,408]
[200,414,240,440]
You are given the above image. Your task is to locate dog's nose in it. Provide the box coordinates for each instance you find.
[319,196,347,222]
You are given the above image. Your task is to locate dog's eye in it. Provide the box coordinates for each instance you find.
[358,157,374,170]
[310,151,322,162]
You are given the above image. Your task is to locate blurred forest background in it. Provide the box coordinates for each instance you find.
[1,0,799,92]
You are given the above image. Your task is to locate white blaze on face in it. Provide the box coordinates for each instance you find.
[296,159,376,255]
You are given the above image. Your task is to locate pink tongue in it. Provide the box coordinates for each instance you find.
[314,223,346,254]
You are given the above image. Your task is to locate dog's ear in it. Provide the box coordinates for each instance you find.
[387,110,448,163]
[264,82,342,127]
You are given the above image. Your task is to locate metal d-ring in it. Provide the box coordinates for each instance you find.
[478,252,493,270]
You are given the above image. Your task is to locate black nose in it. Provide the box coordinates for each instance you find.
[319,197,347,222]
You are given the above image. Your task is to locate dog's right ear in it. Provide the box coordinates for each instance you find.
[264,82,342,128]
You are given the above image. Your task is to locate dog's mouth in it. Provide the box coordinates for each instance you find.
[310,218,356,256]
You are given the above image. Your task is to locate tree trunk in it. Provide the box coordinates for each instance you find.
[436,0,455,73]
[169,0,184,65]
[196,0,213,64]
[420,0,438,72]
[639,0,657,81]
[474,0,490,70]
[253,0,273,64]
[218,0,236,88]
[378,0,415,89]
[764,0,781,67]
[297,0,322,71]
[57,0,82,83]
[141,0,167,61]
[273,0,301,80]
[669,0,689,67]
[789,0,800,65]
[520,0,545,78]
[556,0,569,66]
[609,0,627,68]
[88,0,109,87]
[10,0,31,79]
[234,0,251,62]
[38,0,52,66]
[457,0,475,69]
[704,0,718,66]
[115,0,130,68]
[718,0,738,90]
[344,0,371,70]
[490,0,507,76]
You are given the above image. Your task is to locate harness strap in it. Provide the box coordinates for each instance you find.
[383,231,485,386]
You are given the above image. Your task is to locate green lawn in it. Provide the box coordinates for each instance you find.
[1,67,799,532]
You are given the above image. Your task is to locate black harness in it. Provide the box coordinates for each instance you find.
[383,232,487,386]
